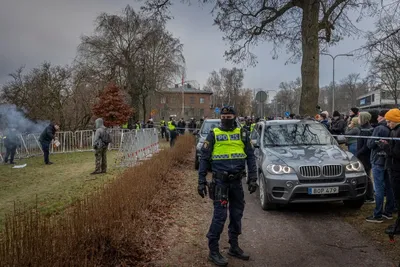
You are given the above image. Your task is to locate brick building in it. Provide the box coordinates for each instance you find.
[152,84,214,120]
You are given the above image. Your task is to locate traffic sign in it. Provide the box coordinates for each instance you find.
[284,111,290,117]
[255,91,268,102]
[215,107,220,114]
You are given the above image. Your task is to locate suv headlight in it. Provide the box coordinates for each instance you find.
[346,161,364,172]
[266,164,295,175]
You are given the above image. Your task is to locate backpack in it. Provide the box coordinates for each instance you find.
[102,128,112,145]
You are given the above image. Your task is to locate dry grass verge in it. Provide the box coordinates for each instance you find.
[0,135,194,267]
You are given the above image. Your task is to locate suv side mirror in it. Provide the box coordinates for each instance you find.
[336,135,346,145]
[251,139,260,148]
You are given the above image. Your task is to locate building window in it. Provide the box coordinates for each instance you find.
[161,96,166,104]
[190,96,195,104]
[372,94,375,102]
[200,97,205,104]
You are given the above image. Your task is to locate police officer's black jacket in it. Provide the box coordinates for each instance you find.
[198,127,257,183]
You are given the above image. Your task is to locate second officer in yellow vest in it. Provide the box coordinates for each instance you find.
[167,117,177,147]
[198,106,257,266]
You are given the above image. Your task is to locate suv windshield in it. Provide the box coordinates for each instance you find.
[201,121,220,135]
[263,123,334,146]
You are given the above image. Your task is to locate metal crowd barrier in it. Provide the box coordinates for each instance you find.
[115,128,160,168]
[0,129,148,160]
[332,134,400,141]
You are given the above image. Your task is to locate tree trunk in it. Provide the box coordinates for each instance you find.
[142,94,147,122]
[299,0,320,116]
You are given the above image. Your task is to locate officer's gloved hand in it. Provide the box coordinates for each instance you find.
[198,180,208,198]
[247,175,258,194]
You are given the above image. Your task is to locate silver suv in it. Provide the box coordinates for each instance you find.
[251,120,367,210]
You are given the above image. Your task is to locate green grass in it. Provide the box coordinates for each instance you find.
[0,151,123,228]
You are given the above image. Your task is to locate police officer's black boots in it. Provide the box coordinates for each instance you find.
[228,245,250,261]
[208,250,228,266]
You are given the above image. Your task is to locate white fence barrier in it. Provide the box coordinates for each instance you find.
[115,129,160,168]
[0,128,160,162]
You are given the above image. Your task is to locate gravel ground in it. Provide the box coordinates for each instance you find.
[155,167,398,267]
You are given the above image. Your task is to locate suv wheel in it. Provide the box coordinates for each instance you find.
[194,155,199,170]
[259,173,277,210]
[343,198,365,209]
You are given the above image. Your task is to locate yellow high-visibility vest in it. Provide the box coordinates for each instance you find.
[168,121,176,131]
[212,127,246,160]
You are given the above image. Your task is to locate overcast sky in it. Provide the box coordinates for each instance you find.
[0,0,376,99]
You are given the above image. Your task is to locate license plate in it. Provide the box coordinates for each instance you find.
[308,187,339,195]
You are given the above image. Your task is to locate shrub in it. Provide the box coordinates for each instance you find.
[0,135,194,266]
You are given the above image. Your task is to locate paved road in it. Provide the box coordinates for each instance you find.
[223,185,396,267]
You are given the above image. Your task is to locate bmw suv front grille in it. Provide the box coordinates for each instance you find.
[322,165,342,177]
[299,165,344,184]
[299,166,321,177]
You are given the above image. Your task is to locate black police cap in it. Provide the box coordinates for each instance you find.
[220,106,236,115]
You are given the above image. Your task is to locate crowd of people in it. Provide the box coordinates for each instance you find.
[312,107,400,236]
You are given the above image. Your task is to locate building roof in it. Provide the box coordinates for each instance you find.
[163,85,213,95]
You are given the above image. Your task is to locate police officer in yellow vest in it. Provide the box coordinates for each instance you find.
[167,117,177,147]
[198,106,257,266]
[250,118,260,132]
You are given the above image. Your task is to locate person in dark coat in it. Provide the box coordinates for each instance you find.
[330,111,346,135]
[356,112,374,203]
[177,118,186,135]
[366,110,395,222]
[3,125,20,164]
[38,122,59,165]
[379,109,400,235]
[146,118,154,128]
[319,113,330,129]
[188,118,196,133]
[348,107,359,124]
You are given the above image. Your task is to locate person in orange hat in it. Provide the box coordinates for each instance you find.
[378,108,400,235]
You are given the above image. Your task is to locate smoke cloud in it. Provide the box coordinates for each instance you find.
[0,104,50,134]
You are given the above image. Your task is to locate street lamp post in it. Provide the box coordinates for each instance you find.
[321,53,353,114]
[265,89,278,118]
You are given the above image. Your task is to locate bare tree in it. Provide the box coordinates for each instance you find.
[204,67,244,109]
[142,0,372,115]
[318,74,368,113]
[77,6,154,120]
[370,58,400,105]
[204,70,223,108]
[77,5,185,121]
[366,15,400,105]
[1,63,96,131]
[136,21,185,120]
[363,2,400,51]
[276,78,302,114]
[2,63,74,129]
[339,73,368,108]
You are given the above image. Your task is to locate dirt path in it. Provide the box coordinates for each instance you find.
[155,161,397,267]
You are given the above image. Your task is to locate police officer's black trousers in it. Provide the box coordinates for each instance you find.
[169,130,177,147]
[4,145,17,163]
[161,127,166,139]
[207,179,245,252]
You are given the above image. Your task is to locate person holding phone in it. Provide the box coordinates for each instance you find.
[378,109,400,235]
[366,110,395,223]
